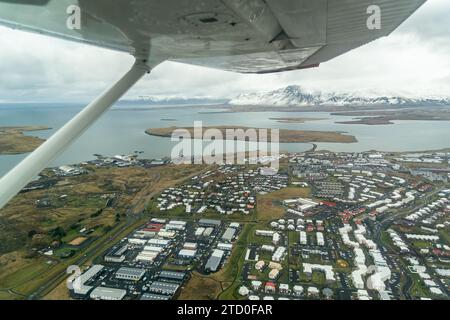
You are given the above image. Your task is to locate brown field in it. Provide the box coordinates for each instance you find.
[257,187,311,221]
[178,272,224,300]
[146,126,357,144]
[43,279,72,300]
[68,237,87,246]
[0,126,50,155]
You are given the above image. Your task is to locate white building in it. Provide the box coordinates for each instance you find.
[303,263,336,283]
[316,232,325,246]
[272,233,281,245]
[272,247,286,262]
[90,287,126,300]
[299,231,307,245]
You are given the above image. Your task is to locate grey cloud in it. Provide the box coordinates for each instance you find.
[0,0,449,102]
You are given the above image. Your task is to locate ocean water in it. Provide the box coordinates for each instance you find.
[1,103,450,177]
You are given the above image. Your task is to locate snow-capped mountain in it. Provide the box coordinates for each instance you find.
[119,96,228,106]
[229,85,450,107]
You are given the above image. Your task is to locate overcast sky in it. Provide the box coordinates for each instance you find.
[0,0,449,103]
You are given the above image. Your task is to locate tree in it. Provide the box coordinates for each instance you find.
[27,230,38,238]
[48,227,66,239]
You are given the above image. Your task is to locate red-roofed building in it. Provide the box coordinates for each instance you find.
[322,201,337,207]
[265,282,276,294]
[144,223,164,232]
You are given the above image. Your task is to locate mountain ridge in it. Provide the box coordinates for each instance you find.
[229,85,450,107]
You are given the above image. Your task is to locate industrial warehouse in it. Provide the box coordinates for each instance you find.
[69,218,241,300]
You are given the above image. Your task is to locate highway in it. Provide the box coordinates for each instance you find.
[28,215,145,300]
[28,166,209,299]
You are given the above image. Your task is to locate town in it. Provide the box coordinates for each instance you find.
[59,150,449,300]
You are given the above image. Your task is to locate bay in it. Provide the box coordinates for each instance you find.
[1,103,450,177]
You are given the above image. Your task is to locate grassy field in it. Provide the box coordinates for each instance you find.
[0,126,49,155]
[216,224,253,300]
[288,231,299,244]
[0,163,209,299]
[0,253,55,293]
[410,274,430,298]
[0,215,150,300]
[410,240,432,249]
[380,231,397,253]
[0,291,17,300]
[257,187,311,221]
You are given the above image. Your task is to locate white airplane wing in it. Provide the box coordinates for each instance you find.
[0,0,426,73]
[0,0,427,209]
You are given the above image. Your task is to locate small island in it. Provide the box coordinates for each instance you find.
[270,117,326,124]
[0,126,50,155]
[146,126,357,144]
[334,108,450,125]
[336,117,395,125]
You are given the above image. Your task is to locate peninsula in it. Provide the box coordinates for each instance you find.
[0,126,50,155]
[146,126,357,143]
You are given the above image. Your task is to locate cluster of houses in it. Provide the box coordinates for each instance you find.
[155,166,287,215]
[388,191,450,297]
[405,194,450,223]
[393,152,450,165]
[339,223,393,299]
[239,223,338,300]
[406,257,447,297]
[290,152,396,180]
[333,171,415,207]
[240,282,333,300]
[54,154,169,178]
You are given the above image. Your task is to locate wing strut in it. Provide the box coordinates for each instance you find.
[0,59,150,209]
